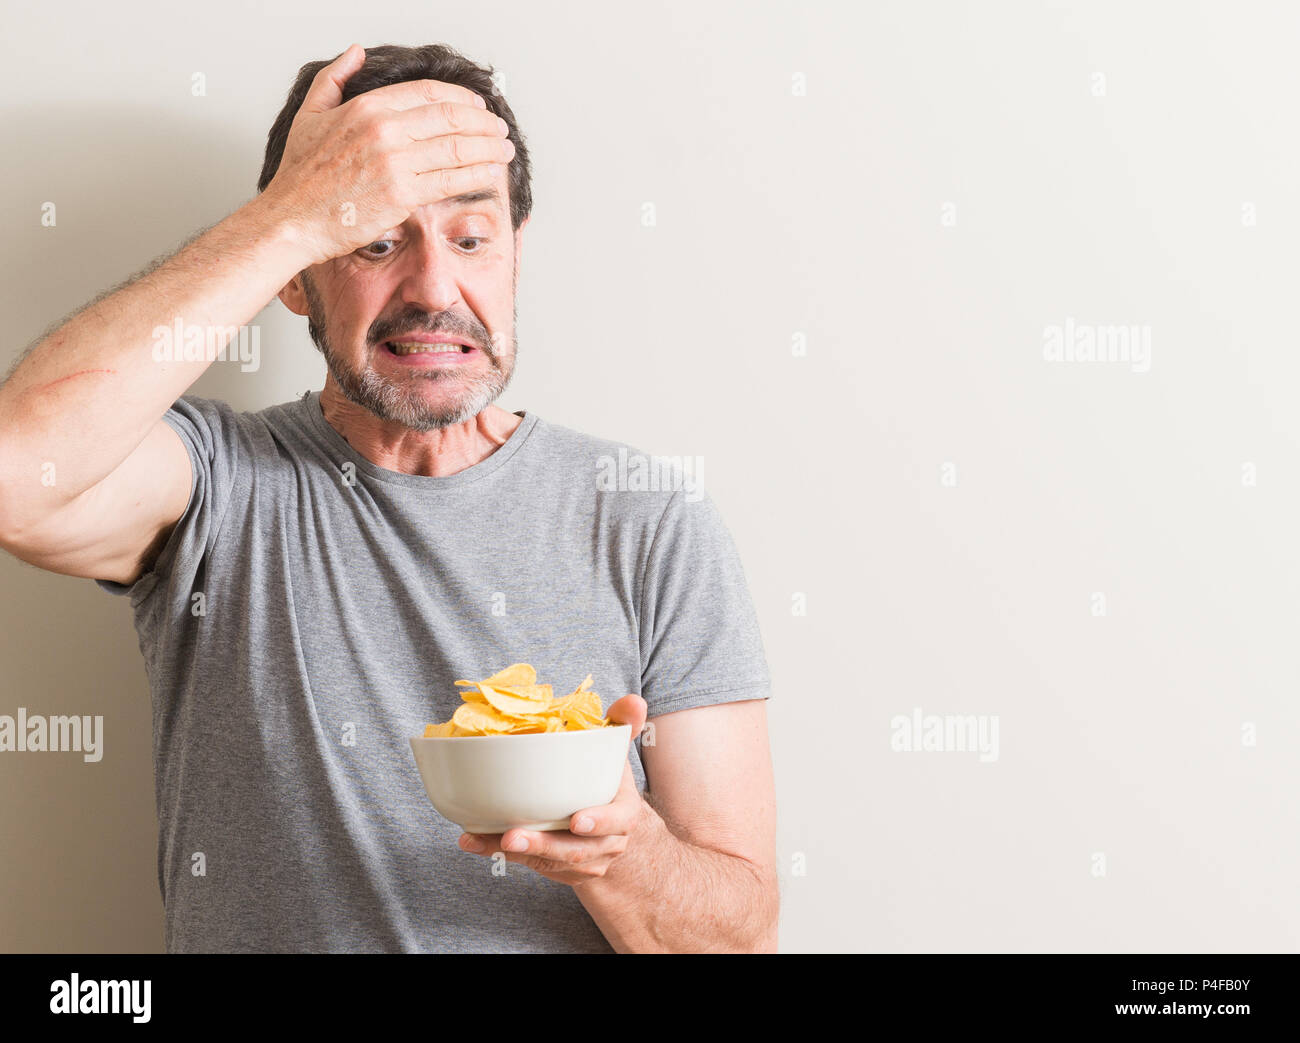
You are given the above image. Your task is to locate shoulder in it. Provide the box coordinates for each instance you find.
[161,393,311,469]
[527,415,705,505]
[524,414,650,463]
[164,392,293,432]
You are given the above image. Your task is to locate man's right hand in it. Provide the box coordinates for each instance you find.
[258,43,516,267]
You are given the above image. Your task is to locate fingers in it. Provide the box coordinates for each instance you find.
[462,828,629,867]
[389,102,514,181]
[300,43,366,114]
[357,77,490,115]
[408,161,505,208]
[457,762,647,883]
[606,694,648,743]
[399,131,514,178]
[462,829,624,858]
[570,762,642,837]
[301,44,490,120]
[391,100,510,145]
[518,829,631,865]
[368,98,514,205]
[459,764,641,852]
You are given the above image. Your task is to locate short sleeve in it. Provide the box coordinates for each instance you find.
[637,489,771,718]
[94,394,241,607]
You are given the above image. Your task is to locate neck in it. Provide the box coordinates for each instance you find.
[317,380,523,477]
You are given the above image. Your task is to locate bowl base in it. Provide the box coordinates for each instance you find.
[463,819,573,834]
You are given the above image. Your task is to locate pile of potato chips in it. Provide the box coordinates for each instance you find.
[423,663,610,736]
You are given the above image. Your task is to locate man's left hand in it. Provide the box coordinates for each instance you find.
[456,693,649,886]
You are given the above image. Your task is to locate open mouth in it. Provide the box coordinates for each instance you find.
[383,340,475,357]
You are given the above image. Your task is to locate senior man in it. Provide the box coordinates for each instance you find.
[0,43,777,953]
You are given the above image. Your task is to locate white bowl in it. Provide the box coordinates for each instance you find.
[409,725,631,833]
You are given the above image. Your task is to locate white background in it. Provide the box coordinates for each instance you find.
[1,0,1298,952]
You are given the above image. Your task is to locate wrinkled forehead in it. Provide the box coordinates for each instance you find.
[408,186,509,226]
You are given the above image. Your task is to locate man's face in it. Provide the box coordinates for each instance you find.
[291,182,525,431]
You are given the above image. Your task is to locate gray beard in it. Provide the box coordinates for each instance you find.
[302,278,516,431]
[322,347,513,432]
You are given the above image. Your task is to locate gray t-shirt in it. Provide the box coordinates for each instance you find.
[96,390,770,953]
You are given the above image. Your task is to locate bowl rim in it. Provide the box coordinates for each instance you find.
[410,722,631,744]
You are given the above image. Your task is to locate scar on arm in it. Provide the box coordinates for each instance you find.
[21,368,119,398]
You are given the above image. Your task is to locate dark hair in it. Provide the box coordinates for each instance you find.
[257,43,532,232]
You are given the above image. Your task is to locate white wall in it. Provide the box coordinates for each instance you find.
[1,0,1297,952]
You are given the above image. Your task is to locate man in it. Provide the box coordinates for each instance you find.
[0,43,777,953]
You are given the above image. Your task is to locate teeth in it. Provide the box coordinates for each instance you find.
[389,341,465,356]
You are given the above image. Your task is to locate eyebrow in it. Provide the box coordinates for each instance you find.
[441,188,504,211]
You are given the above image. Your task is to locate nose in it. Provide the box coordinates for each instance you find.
[378,238,490,351]
[393,235,466,316]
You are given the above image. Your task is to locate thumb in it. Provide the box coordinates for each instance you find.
[606,694,647,745]
[300,43,366,114]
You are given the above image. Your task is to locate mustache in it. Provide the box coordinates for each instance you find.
[371,315,489,353]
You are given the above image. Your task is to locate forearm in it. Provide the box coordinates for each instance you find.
[574,798,779,953]
[0,193,312,526]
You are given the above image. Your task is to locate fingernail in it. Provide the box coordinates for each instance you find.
[505,835,528,852]
[574,816,594,834]
[461,835,484,852]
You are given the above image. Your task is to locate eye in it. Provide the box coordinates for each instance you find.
[360,240,396,257]
[455,237,486,253]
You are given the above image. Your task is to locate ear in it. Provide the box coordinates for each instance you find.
[278,271,310,316]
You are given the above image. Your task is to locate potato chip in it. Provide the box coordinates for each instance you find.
[495,683,553,703]
[480,685,553,718]
[424,665,611,736]
[555,688,601,715]
[479,664,537,687]
[504,713,563,734]
[563,709,606,730]
[457,685,488,704]
[452,701,514,734]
